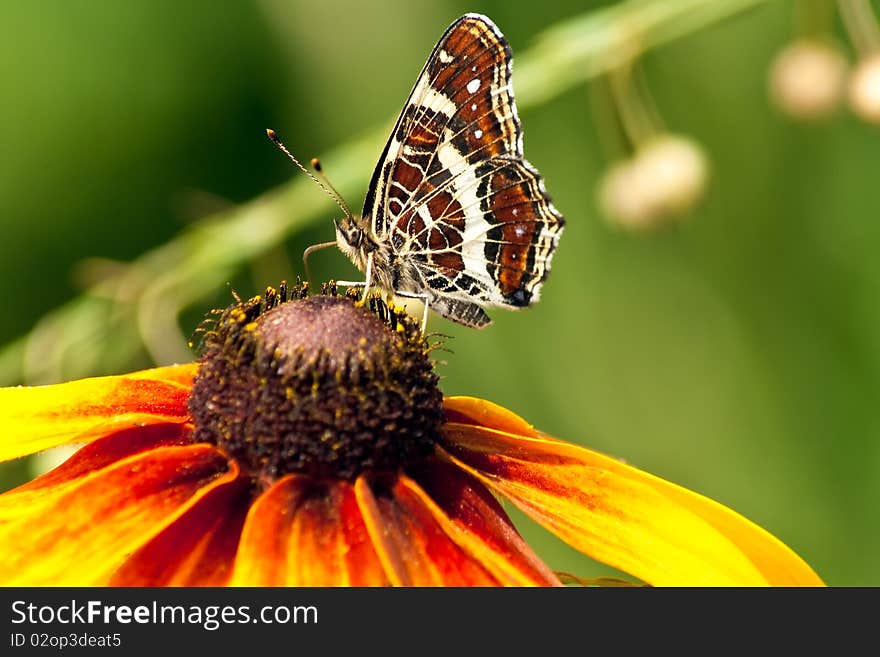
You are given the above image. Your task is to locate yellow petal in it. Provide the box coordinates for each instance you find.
[444,396,536,435]
[0,363,197,462]
[440,416,823,587]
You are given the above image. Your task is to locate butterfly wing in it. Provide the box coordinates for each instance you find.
[362,13,564,327]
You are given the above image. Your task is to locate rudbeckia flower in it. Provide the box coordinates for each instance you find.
[0,284,823,586]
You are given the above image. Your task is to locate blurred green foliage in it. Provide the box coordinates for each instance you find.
[1,0,878,585]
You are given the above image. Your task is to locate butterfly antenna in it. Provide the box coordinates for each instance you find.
[309,157,354,219]
[265,128,353,219]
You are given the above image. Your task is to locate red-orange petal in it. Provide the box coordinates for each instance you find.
[230,477,388,586]
[440,411,824,587]
[0,442,233,585]
[0,363,198,462]
[6,423,190,500]
[109,472,251,586]
[355,474,505,586]
[411,460,561,586]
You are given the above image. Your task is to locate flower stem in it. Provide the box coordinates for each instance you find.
[838,0,880,54]
[609,62,658,148]
[795,0,837,38]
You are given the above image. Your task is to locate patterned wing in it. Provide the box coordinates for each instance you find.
[362,14,564,326]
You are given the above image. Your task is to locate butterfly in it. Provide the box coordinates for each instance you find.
[274,13,564,328]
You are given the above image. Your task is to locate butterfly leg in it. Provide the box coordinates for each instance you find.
[336,252,374,301]
[361,251,374,302]
[330,280,431,332]
[393,290,431,333]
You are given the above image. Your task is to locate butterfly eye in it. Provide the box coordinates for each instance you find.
[347,227,363,248]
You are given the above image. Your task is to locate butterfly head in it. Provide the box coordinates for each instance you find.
[334,215,375,271]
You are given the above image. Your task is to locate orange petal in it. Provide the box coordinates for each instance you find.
[355,474,502,586]
[287,481,389,586]
[0,443,233,585]
[410,460,561,586]
[440,422,824,587]
[0,363,198,462]
[444,396,537,435]
[229,476,307,586]
[109,472,251,586]
[230,477,388,586]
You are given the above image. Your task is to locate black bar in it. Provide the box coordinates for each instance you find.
[0,587,869,652]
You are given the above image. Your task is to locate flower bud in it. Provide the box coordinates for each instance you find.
[635,135,709,216]
[769,39,848,120]
[598,135,709,231]
[848,53,880,123]
[597,159,652,229]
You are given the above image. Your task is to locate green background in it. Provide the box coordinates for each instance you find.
[1,0,878,586]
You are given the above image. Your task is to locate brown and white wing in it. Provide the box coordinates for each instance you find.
[362,14,564,327]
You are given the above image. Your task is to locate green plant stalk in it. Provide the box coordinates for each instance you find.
[0,0,771,385]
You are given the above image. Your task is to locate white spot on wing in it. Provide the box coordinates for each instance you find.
[474,129,483,139]
[467,78,481,94]
[470,103,477,111]
[439,49,453,63]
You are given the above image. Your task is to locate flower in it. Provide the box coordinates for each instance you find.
[0,285,822,586]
